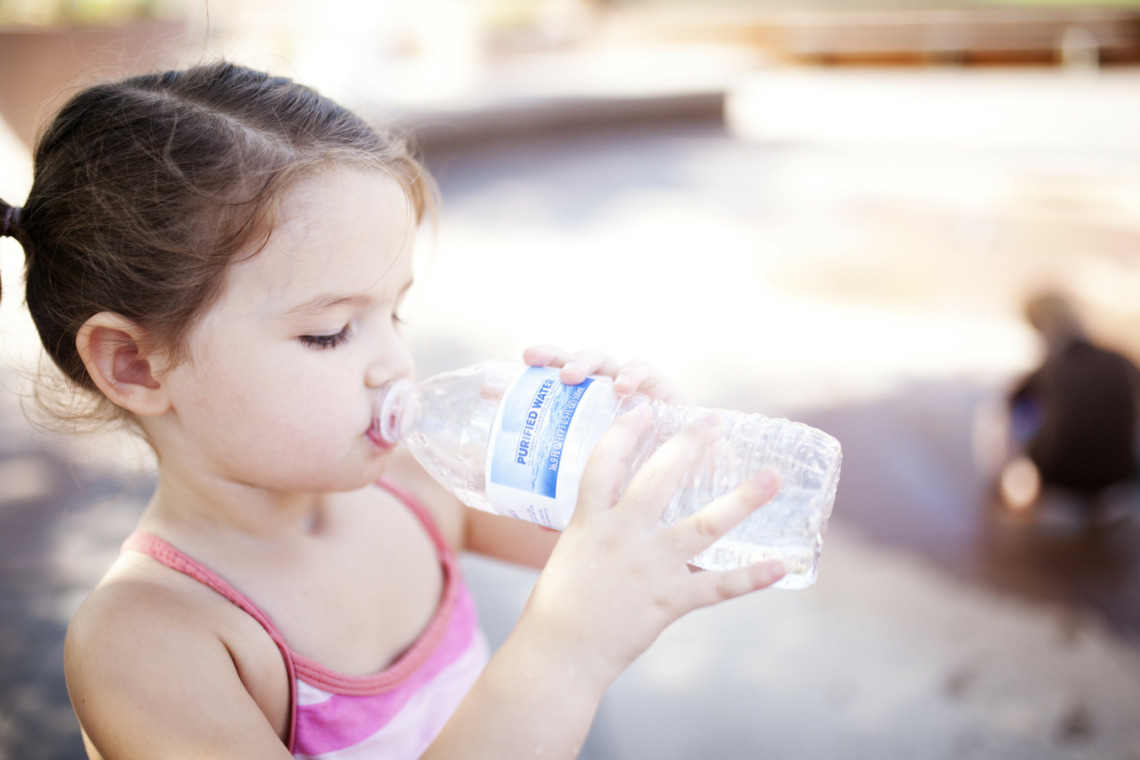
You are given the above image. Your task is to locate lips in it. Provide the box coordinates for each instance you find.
[366,417,394,450]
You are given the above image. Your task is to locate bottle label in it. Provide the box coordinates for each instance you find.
[485,366,594,529]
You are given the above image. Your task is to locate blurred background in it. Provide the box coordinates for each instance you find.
[3,1,1140,758]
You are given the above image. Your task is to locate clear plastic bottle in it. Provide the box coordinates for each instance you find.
[375,361,842,589]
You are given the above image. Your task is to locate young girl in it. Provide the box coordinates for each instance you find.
[0,62,784,759]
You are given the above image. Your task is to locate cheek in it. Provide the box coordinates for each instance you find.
[241,370,361,448]
[226,398,348,483]
[180,332,363,447]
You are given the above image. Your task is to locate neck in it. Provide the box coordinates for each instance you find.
[138,464,328,547]
[133,412,336,544]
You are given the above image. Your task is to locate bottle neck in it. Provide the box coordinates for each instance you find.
[375,378,415,446]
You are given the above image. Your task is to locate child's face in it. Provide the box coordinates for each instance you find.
[160,165,417,494]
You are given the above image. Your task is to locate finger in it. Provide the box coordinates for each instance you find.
[678,560,787,612]
[560,348,621,386]
[612,359,657,396]
[619,412,723,525]
[575,404,655,517]
[522,344,568,368]
[664,470,781,559]
[613,359,692,404]
[522,346,622,386]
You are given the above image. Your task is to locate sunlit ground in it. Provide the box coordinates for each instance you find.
[405,68,1140,407]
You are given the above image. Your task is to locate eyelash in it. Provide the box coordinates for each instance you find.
[298,313,404,350]
[299,327,350,350]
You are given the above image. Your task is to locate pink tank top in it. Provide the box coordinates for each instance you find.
[121,480,489,759]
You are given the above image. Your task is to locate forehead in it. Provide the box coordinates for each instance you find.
[227,165,415,309]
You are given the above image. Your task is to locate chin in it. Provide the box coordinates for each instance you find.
[275,465,387,495]
[347,459,391,490]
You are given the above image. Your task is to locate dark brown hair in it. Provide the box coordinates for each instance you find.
[0,61,432,423]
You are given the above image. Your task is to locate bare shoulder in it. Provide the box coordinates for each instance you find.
[67,555,212,669]
[66,555,239,714]
[66,556,291,759]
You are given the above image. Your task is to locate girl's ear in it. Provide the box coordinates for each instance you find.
[75,313,172,417]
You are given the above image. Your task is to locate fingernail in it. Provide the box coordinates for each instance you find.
[768,562,786,582]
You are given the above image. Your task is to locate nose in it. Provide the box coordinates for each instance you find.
[365,338,414,389]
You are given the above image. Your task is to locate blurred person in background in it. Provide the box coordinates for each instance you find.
[998,291,1140,523]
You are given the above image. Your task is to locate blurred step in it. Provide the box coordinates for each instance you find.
[727,68,1140,154]
[614,5,1140,67]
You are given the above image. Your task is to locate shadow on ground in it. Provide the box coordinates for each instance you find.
[0,430,154,759]
[798,378,1140,643]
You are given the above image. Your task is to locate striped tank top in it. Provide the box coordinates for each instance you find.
[121,480,489,759]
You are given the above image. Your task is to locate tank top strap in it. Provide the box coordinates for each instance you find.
[119,480,453,631]
[121,481,459,709]
[119,531,301,749]
[283,479,462,695]
[376,477,455,562]
[121,532,294,642]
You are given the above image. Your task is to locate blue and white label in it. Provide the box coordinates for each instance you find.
[485,366,596,528]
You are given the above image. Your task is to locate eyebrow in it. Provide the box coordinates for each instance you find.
[283,279,414,318]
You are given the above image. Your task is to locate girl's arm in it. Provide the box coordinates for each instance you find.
[463,346,698,567]
[423,383,785,759]
[382,445,562,568]
[397,346,699,569]
[387,346,696,571]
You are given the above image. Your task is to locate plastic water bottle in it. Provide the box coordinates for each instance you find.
[375,361,842,589]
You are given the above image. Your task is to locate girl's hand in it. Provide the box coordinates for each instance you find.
[522,345,692,405]
[516,404,784,691]
[425,351,782,758]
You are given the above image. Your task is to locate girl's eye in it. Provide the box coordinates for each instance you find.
[299,327,350,350]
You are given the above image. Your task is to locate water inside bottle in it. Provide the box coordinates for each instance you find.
[669,481,828,589]
[691,541,820,589]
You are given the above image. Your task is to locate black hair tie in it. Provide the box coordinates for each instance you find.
[1,205,19,238]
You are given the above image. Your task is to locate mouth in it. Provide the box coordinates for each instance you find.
[368,379,411,451]
[366,418,394,451]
